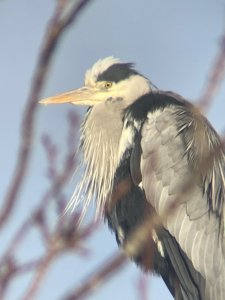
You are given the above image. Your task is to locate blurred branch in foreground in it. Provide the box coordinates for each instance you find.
[136,273,149,300]
[0,110,100,300]
[0,0,93,228]
[199,30,225,112]
[63,253,127,300]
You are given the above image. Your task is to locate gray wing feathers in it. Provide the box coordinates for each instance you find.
[140,106,225,299]
[159,228,205,299]
[176,105,225,225]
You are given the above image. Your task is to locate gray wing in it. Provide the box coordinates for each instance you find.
[140,102,225,299]
[157,227,205,300]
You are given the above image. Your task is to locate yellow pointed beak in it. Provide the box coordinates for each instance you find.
[39,87,100,106]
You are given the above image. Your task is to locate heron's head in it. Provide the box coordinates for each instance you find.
[40,57,152,107]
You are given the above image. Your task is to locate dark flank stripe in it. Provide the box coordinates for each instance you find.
[97,63,138,83]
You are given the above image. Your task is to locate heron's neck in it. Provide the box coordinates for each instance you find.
[80,102,124,215]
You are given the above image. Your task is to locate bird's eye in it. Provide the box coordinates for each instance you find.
[105,82,112,89]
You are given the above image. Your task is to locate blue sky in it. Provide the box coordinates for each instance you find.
[0,1,225,299]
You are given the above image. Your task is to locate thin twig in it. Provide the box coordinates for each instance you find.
[63,252,127,300]
[22,243,58,300]
[0,111,78,268]
[136,273,149,300]
[22,220,99,300]
[199,32,225,112]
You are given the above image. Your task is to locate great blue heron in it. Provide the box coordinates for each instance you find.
[40,57,225,300]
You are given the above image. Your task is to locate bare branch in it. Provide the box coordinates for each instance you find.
[136,273,149,300]
[0,0,93,228]
[63,252,127,300]
[198,30,225,112]
[21,243,58,300]
[21,220,98,300]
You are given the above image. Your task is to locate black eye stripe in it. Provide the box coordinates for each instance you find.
[97,63,138,83]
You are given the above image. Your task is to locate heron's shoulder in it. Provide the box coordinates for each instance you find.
[124,90,225,233]
[124,90,191,123]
